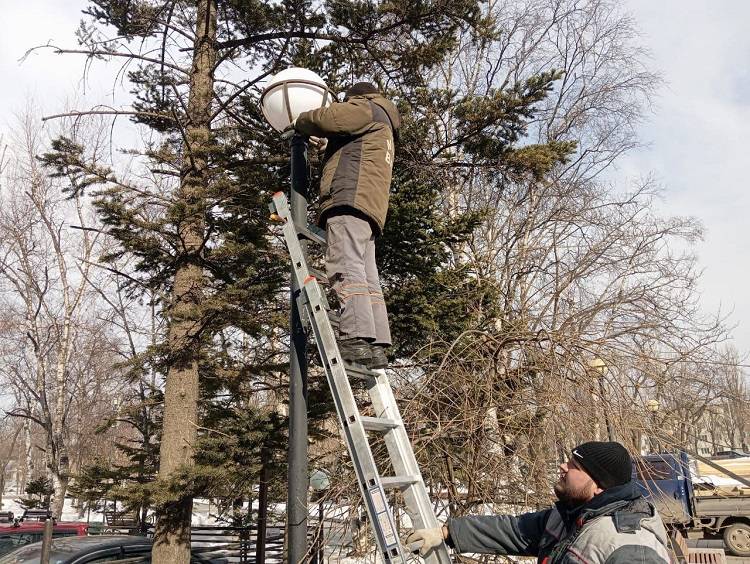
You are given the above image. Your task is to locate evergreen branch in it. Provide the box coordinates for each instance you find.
[189,420,232,438]
[213,13,431,53]
[218,105,254,129]
[161,4,177,88]
[425,159,508,168]
[220,145,325,168]
[210,69,274,122]
[80,258,150,290]
[49,47,189,74]
[150,168,180,177]
[215,31,365,51]
[42,110,176,123]
[69,225,107,234]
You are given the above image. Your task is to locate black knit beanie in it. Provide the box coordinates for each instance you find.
[344,81,378,99]
[571,441,632,489]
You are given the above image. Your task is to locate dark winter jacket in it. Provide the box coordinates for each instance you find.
[294,93,401,234]
[446,482,673,563]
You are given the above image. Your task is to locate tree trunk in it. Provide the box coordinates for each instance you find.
[22,419,33,492]
[0,425,21,508]
[50,346,72,519]
[151,1,216,563]
[49,450,69,519]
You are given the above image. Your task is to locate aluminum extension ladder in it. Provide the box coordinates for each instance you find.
[270,192,451,564]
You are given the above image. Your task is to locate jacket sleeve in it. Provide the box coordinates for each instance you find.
[446,509,551,556]
[295,100,372,137]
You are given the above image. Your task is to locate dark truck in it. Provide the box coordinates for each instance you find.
[634,452,750,557]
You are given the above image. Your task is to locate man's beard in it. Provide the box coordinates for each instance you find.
[554,478,596,506]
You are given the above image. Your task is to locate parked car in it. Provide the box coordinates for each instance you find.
[0,521,88,557]
[0,535,228,564]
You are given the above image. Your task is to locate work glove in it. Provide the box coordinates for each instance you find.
[406,526,444,556]
[281,119,297,140]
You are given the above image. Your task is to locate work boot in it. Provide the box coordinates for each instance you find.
[367,345,389,370]
[338,338,372,365]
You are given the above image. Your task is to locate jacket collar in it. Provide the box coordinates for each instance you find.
[555,481,642,528]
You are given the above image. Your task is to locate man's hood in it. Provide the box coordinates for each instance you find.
[353,93,401,132]
[638,504,670,546]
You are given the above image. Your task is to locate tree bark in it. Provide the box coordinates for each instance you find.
[22,419,33,493]
[152,1,216,563]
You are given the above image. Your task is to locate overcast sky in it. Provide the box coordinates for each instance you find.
[1,0,748,356]
[619,0,750,357]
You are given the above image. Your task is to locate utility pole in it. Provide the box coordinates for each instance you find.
[287,133,309,563]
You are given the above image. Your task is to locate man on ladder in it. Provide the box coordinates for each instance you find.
[272,77,449,560]
[289,81,401,369]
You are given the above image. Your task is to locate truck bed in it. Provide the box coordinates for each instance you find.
[694,495,750,516]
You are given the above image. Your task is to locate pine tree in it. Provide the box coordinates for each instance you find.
[19,477,54,511]
[68,460,120,517]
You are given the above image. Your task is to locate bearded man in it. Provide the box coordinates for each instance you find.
[407,441,673,563]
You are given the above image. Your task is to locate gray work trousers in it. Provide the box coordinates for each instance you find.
[325,214,392,346]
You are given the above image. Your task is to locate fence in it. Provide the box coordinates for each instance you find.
[190,524,285,563]
[88,523,285,563]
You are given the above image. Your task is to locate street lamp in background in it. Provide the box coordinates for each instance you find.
[310,469,331,564]
[260,67,335,564]
[646,399,660,453]
[588,358,614,441]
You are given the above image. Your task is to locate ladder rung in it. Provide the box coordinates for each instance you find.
[360,416,400,432]
[345,363,378,381]
[296,224,327,246]
[380,475,419,490]
[308,268,329,284]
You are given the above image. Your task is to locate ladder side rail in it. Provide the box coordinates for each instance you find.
[277,209,313,290]
[301,279,408,563]
[368,375,453,563]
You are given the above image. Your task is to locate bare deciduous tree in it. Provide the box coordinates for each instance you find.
[392,0,739,517]
[0,110,111,518]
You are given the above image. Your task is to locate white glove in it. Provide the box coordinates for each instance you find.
[309,136,328,152]
[406,526,445,556]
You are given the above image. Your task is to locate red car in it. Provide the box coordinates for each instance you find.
[0,522,88,556]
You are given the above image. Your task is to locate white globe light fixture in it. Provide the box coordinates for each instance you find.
[588,357,607,375]
[309,469,331,492]
[260,67,336,132]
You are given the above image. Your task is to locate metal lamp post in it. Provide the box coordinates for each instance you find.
[588,358,614,441]
[260,68,334,563]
